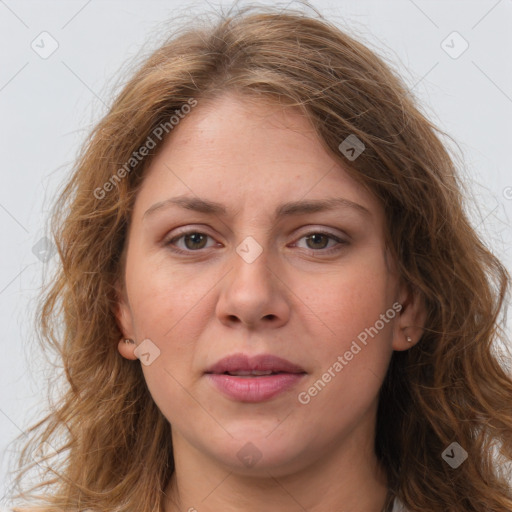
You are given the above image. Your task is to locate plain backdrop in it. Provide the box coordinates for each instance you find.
[1,0,511,501]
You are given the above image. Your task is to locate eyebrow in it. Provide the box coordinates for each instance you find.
[143,195,371,219]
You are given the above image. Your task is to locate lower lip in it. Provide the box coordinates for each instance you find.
[206,373,306,402]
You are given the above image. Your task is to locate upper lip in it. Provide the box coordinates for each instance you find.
[205,353,306,374]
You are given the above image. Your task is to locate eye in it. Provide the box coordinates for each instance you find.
[293,231,348,254]
[165,231,218,253]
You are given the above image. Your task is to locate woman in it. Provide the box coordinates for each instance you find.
[9,4,512,512]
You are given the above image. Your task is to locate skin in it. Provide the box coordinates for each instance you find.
[116,92,426,512]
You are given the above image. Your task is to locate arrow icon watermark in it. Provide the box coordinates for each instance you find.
[134,338,161,366]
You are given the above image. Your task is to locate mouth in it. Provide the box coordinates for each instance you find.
[205,353,306,376]
[218,370,294,377]
[205,353,306,402]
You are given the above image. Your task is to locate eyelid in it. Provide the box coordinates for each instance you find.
[292,225,349,240]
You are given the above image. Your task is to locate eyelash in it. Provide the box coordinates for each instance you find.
[164,229,348,256]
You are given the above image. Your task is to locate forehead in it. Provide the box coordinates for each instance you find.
[133,92,382,222]
[160,92,322,165]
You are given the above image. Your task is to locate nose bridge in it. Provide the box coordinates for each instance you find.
[229,234,273,295]
[235,233,266,266]
[229,204,273,275]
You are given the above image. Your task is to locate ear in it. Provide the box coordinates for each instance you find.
[392,280,427,351]
[113,281,138,361]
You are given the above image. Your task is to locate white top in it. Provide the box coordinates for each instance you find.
[392,496,409,511]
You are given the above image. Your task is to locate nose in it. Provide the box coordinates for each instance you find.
[215,245,291,329]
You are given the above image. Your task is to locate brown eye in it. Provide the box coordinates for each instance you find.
[165,231,217,253]
[305,233,330,250]
[182,233,208,250]
[293,231,348,255]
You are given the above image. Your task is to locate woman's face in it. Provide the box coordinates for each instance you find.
[116,92,421,477]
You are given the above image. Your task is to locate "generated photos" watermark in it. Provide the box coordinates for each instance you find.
[298,302,402,404]
[94,97,197,200]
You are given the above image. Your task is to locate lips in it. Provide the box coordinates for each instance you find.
[205,353,306,376]
[205,353,306,402]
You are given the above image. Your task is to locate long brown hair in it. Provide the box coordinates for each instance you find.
[9,4,512,511]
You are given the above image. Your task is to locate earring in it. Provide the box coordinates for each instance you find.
[124,338,135,344]
[406,335,413,343]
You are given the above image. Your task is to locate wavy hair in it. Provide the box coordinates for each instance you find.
[9,4,512,511]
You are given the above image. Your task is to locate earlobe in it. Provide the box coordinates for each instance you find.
[392,282,427,351]
[113,281,137,360]
[117,338,138,360]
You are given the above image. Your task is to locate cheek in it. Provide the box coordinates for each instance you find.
[295,251,395,410]
[126,259,206,421]
[285,268,395,450]
[125,245,214,339]
[123,251,216,407]
[303,249,394,348]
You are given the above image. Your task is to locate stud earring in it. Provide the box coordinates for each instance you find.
[124,339,135,344]
[406,335,413,343]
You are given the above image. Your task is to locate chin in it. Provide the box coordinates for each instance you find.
[204,430,311,476]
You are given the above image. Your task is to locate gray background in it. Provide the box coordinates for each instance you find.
[1,0,511,501]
